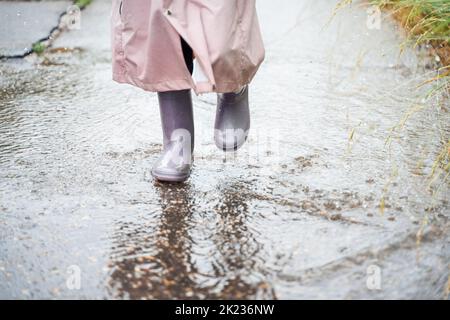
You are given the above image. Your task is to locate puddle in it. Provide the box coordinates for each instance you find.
[0,0,449,299]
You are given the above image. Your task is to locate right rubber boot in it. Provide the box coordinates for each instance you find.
[151,89,194,183]
[214,85,250,151]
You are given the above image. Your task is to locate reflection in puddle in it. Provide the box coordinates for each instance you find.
[108,182,275,299]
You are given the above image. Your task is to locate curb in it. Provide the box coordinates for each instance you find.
[0,0,91,60]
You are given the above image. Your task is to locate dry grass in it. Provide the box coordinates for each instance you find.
[373,0,450,66]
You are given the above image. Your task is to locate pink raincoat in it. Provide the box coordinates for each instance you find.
[111,0,265,94]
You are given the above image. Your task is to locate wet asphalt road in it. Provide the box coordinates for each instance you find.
[0,0,449,299]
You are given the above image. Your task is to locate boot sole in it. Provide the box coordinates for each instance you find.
[151,170,190,183]
[215,136,248,152]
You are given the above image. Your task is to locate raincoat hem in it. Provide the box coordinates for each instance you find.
[113,73,193,93]
[113,73,250,94]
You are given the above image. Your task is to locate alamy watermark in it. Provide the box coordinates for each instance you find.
[66,265,81,290]
[62,5,82,30]
[366,264,382,290]
[366,5,381,30]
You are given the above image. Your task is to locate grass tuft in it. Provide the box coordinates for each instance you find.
[32,42,46,55]
[74,0,92,10]
[371,0,450,65]
[364,1,450,188]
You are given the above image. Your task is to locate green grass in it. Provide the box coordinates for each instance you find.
[74,0,92,10]
[32,41,46,55]
[370,0,450,65]
[371,1,450,41]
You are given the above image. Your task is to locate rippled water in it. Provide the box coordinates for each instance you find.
[0,0,449,299]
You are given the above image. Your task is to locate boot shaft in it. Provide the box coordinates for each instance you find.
[157,89,194,153]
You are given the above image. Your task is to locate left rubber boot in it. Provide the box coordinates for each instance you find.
[214,85,250,151]
[151,89,194,183]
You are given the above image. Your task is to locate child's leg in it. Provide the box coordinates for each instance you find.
[151,89,194,182]
[214,85,250,151]
[151,37,194,183]
[180,36,193,74]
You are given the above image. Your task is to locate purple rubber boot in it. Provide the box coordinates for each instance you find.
[151,89,194,182]
[214,85,250,151]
